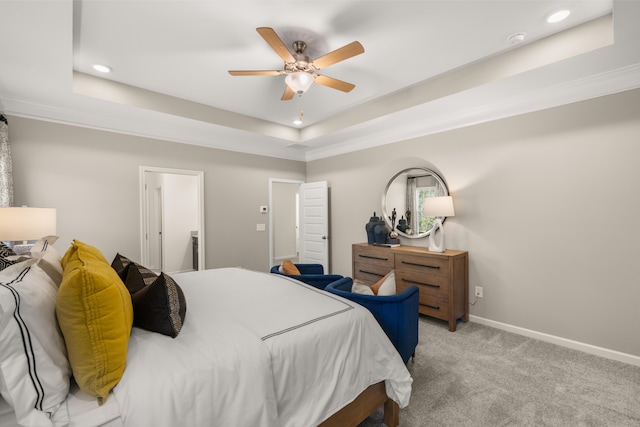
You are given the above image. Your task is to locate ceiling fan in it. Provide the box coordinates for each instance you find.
[228,27,364,100]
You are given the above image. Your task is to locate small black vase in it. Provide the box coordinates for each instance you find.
[366,212,382,244]
[373,223,389,245]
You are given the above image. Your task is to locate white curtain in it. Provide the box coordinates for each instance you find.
[0,114,13,208]
[406,177,418,233]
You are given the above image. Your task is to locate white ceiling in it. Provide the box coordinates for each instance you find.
[2,1,640,162]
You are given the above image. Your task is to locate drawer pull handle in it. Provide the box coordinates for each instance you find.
[426,304,440,310]
[359,255,389,261]
[401,261,440,269]
[359,270,385,278]
[402,278,439,288]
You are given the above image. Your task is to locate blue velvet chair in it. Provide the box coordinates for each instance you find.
[269,263,344,290]
[325,277,419,364]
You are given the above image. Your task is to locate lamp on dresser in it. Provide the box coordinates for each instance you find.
[423,196,455,253]
[0,206,56,254]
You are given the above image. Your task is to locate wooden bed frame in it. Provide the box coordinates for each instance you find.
[318,381,399,427]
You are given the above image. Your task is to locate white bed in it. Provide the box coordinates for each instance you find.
[1,265,412,427]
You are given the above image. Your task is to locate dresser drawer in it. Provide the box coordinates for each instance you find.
[418,294,449,321]
[354,262,391,285]
[395,253,450,278]
[353,246,394,269]
[396,269,450,299]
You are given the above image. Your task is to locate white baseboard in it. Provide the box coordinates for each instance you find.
[469,315,640,367]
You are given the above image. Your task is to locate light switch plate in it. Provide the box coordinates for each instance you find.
[256,223,266,231]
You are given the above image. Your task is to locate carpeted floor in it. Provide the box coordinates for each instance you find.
[360,316,640,426]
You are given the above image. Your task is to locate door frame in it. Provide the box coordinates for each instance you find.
[140,166,205,270]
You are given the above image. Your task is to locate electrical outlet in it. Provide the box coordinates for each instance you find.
[475,286,483,298]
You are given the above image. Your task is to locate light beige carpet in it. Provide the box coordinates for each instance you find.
[360,316,640,426]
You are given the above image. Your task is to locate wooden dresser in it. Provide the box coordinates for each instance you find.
[352,243,469,331]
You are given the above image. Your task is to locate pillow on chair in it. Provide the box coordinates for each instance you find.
[352,280,374,295]
[370,270,396,296]
[280,260,301,275]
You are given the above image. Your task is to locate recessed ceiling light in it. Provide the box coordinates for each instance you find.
[547,9,571,23]
[92,64,112,73]
[507,33,526,45]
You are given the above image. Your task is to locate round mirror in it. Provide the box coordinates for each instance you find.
[382,167,449,239]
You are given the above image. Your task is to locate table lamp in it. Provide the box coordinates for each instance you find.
[0,207,57,254]
[423,196,455,252]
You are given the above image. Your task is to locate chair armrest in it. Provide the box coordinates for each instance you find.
[295,264,325,275]
[326,277,419,364]
[270,264,325,275]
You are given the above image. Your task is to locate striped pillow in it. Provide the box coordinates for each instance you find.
[0,250,70,426]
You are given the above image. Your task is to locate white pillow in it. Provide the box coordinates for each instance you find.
[372,270,396,296]
[19,236,63,285]
[0,238,71,427]
[352,281,374,295]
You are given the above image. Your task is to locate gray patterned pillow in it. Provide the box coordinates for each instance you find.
[0,242,17,271]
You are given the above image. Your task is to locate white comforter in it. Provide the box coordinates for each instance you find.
[112,268,412,427]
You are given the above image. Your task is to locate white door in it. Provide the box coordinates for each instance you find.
[298,181,329,272]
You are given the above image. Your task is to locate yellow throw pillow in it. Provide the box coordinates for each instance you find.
[281,259,301,275]
[57,240,133,404]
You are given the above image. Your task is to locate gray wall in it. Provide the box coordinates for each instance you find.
[8,88,640,359]
[307,88,640,358]
[8,116,306,272]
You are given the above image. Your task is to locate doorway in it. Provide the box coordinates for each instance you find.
[269,179,303,269]
[140,166,205,273]
[269,179,329,272]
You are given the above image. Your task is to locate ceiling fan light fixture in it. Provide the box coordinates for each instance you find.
[285,72,314,94]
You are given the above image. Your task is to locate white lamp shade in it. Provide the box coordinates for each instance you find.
[0,207,57,241]
[423,196,455,217]
[285,72,314,93]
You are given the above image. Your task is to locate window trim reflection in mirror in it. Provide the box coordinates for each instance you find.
[382,167,449,239]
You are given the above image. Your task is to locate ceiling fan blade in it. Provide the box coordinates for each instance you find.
[312,41,364,70]
[228,70,282,76]
[256,27,295,63]
[314,75,355,92]
[281,86,295,101]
